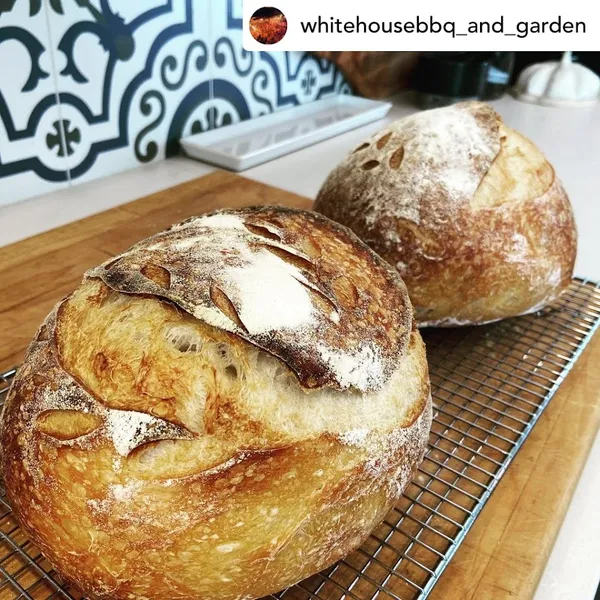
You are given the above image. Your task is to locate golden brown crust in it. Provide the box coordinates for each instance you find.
[87,206,412,392]
[314,101,578,325]
[2,411,431,600]
[1,315,430,600]
[0,207,431,600]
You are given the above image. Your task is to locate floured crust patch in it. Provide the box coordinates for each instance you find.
[315,101,500,238]
[87,206,412,393]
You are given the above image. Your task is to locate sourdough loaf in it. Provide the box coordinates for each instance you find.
[1,206,431,600]
[314,101,577,326]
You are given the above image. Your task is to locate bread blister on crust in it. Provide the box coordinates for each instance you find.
[314,101,577,325]
[1,206,431,600]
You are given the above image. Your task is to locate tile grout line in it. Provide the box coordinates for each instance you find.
[208,0,214,130]
[42,0,72,186]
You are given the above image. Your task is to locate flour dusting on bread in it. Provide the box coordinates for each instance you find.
[151,213,318,334]
[318,343,384,392]
[383,103,499,209]
[88,206,412,393]
[317,102,500,233]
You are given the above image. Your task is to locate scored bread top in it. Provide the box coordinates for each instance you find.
[314,101,576,326]
[87,206,412,393]
[315,102,502,240]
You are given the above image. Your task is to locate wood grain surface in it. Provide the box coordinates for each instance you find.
[0,171,598,600]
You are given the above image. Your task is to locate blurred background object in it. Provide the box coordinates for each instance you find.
[514,51,600,107]
[316,51,600,108]
[313,51,419,98]
[482,52,516,99]
[513,52,600,82]
[412,52,515,108]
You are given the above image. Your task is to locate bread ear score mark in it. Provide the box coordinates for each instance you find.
[362,160,380,171]
[210,283,249,333]
[37,410,104,441]
[244,222,282,242]
[469,131,507,210]
[104,256,124,271]
[36,324,50,342]
[389,146,405,170]
[377,132,392,150]
[140,263,171,289]
[36,402,197,456]
[353,142,370,153]
[265,217,285,229]
[260,244,314,273]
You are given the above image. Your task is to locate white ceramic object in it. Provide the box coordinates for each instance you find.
[515,52,600,108]
[180,96,392,171]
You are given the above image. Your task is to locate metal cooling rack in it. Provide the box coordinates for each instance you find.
[0,277,599,600]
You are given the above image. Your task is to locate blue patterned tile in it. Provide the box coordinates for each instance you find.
[208,0,350,126]
[0,0,351,204]
[45,0,213,185]
[0,0,69,205]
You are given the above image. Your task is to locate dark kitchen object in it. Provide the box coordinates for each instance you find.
[313,51,420,99]
[413,52,515,108]
[481,52,516,100]
[413,52,489,108]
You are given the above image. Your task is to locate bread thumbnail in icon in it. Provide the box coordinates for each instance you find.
[250,7,288,44]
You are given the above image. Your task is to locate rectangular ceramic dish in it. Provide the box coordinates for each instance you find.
[180,95,392,171]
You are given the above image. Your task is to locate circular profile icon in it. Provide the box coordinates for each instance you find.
[249,7,288,45]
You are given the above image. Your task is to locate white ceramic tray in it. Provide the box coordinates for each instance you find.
[180,95,392,171]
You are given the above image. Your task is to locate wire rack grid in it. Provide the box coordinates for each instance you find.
[0,277,599,600]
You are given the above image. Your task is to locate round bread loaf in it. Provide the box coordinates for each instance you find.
[1,206,431,600]
[314,101,577,326]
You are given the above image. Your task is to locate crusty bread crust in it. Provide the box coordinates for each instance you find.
[1,207,431,600]
[88,206,412,392]
[314,102,577,325]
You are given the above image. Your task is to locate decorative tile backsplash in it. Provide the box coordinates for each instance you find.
[0,0,349,206]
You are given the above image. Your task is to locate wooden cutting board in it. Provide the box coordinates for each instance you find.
[0,171,598,599]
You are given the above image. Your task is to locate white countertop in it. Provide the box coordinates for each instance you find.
[1,93,599,599]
